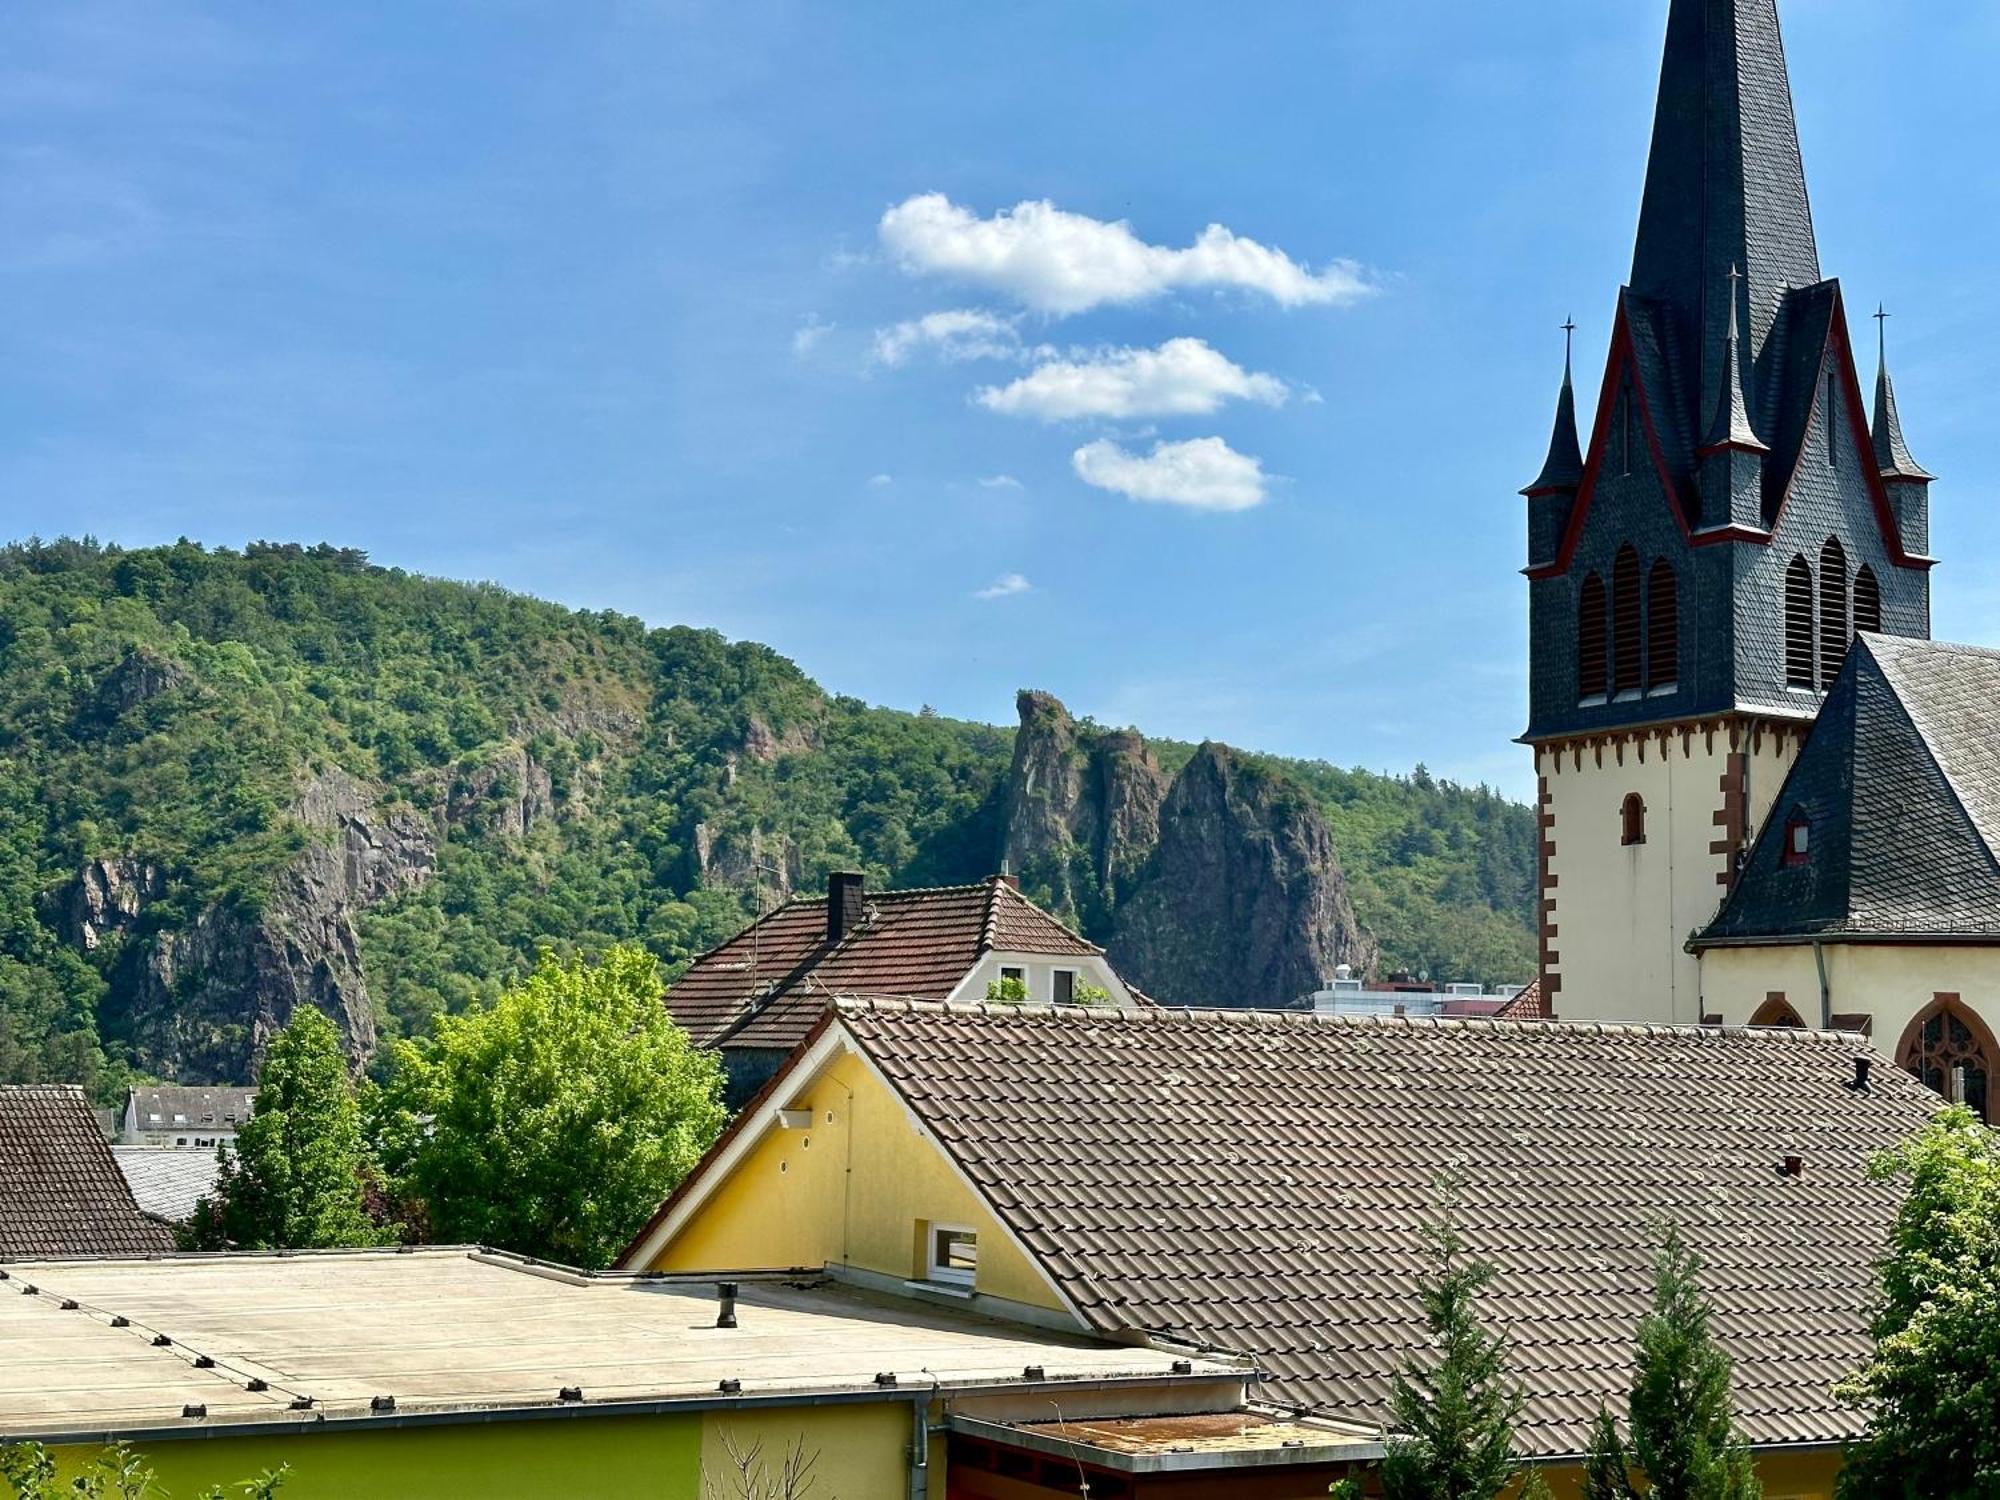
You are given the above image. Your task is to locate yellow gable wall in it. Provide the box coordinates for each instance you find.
[1538,1448,1839,1499]
[647,1047,1067,1315]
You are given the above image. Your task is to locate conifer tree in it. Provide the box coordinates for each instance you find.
[1358,1178,1549,1500]
[1584,1223,1759,1500]
[188,1007,386,1250]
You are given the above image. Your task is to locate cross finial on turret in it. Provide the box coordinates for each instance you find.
[1875,303,1891,365]
[1561,316,1576,374]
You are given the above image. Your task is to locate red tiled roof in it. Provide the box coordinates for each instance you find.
[1493,977,1549,1020]
[0,1086,175,1260]
[664,877,1102,1053]
[831,1000,1936,1458]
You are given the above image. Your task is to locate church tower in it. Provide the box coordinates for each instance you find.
[1522,0,1934,1023]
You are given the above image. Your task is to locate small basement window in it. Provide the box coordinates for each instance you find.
[1053,969,1076,1004]
[1784,815,1811,867]
[926,1224,978,1287]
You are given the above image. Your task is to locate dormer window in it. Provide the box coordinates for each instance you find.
[1621,794,1647,847]
[1783,814,1811,866]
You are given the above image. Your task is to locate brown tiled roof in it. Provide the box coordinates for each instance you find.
[834,1000,1936,1458]
[664,877,1101,1053]
[0,1086,175,1260]
[1492,977,1548,1020]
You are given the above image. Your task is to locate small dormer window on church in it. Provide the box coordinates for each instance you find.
[1784,815,1811,867]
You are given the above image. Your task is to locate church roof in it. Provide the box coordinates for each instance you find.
[1523,344,1584,495]
[1873,332,1932,482]
[1697,636,2000,946]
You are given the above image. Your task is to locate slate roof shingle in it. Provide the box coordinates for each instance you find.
[111,1148,222,1226]
[0,1086,176,1260]
[1698,634,2000,944]
[125,1086,256,1131]
[833,999,1936,1458]
[664,876,1104,1053]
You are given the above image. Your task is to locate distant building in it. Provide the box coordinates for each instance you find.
[121,1086,257,1149]
[0,1085,174,1259]
[666,871,1141,1104]
[1308,965,1535,1020]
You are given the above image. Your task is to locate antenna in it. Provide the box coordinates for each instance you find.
[748,856,785,992]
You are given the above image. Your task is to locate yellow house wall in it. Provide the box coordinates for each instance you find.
[649,1048,1066,1313]
[1704,941,2000,1068]
[1535,1448,1839,1499]
[1541,727,1799,1025]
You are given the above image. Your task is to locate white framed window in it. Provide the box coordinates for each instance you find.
[1052,968,1077,1004]
[925,1223,979,1287]
[999,965,1025,986]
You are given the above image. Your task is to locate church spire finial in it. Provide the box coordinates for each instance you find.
[1872,305,1932,482]
[1700,264,1766,454]
[1523,320,1585,496]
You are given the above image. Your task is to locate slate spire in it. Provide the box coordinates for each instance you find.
[1700,266,1766,454]
[1871,308,1931,482]
[1630,0,1821,432]
[1523,320,1585,495]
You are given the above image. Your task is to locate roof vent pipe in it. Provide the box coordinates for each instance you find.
[828,872,865,946]
[1851,1055,1872,1092]
[716,1282,739,1329]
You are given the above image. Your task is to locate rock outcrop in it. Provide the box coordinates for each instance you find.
[106,768,435,1081]
[53,858,166,953]
[443,744,554,839]
[1107,743,1377,1008]
[1001,692,1377,1008]
[1001,691,1168,929]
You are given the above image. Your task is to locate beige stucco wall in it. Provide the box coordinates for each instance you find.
[1540,726,1799,1025]
[947,950,1133,1006]
[1704,941,2000,1076]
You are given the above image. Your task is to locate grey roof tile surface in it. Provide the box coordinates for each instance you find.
[835,999,1935,1458]
[111,1148,222,1225]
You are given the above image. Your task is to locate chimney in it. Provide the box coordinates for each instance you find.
[1851,1055,1872,1092]
[827,872,865,947]
[716,1281,739,1330]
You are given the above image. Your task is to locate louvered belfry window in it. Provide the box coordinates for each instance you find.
[1579,573,1608,700]
[1612,545,1643,696]
[1854,564,1882,636]
[1647,559,1678,691]
[1785,556,1815,688]
[1819,536,1850,685]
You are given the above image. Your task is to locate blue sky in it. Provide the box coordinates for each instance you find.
[7,1,2000,799]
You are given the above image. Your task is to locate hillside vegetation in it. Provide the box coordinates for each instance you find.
[0,538,1534,1094]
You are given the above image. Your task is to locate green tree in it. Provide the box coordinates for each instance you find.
[1368,1180,1547,1500]
[984,975,1030,1004]
[384,945,726,1268]
[188,1008,385,1250]
[1836,1106,2000,1498]
[1583,1223,1759,1500]
[0,1441,284,1499]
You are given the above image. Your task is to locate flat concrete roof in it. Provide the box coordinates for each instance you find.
[0,1249,1244,1444]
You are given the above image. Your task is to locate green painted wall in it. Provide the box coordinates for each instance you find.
[52,1414,703,1499]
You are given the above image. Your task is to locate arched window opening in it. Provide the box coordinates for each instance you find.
[1901,997,1996,1123]
[1750,995,1806,1029]
[1647,560,1679,691]
[1854,565,1882,637]
[1612,544,1643,696]
[1620,793,1647,847]
[1819,537,1850,685]
[1578,574,1608,702]
[1784,556,1815,688]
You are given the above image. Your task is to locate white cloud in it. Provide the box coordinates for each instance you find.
[975,572,1033,600]
[976,337,1287,421]
[978,474,1023,490]
[871,308,1023,367]
[867,473,893,487]
[1071,437,1267,513]
[879,193,1369,316]
[791,313,835,356]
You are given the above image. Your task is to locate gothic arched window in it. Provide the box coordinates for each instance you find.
[1647,559,1679,691]
[1819,537,1850,684]
[1579,574,1608,701]
[1750,995,1806,1029]
[1854,564,1882,637]
[1612,544,1643,696]
[1620,793,1647,847]
[1785,556,1815,688]
[1901,997,1996,1123]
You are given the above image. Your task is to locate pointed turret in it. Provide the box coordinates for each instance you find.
[1695,266,1768,532]
[1523,326,1584,568]
[1698,267,1767,456]
[1631,0,1821,434]
[1872,308,1933,558]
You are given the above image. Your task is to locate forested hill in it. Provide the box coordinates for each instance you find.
[0,539,1535,1096]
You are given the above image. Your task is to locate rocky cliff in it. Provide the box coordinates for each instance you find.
[1000,693,1377,1008]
